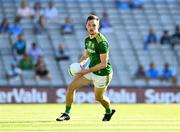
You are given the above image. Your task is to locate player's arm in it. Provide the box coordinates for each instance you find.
[79,49,89,65]
[77,41,109,76]
[88,53,108,72]
[77,53,108,76]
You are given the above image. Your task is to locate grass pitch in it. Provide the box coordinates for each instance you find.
[0,104,180,132]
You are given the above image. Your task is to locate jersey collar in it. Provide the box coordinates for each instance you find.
[89,32,99,39]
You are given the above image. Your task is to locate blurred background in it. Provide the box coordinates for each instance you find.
[0,0,180,104]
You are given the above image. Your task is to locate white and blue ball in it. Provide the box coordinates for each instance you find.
[68,63,82,77]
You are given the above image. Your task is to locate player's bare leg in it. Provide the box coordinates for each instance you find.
[66,76,91,106]
[56,76,91,121]
[94,87,115,121]
[94,87,110,108]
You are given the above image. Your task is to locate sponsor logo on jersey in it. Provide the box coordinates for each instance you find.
[87,48,95,53]
[86,41,95,53]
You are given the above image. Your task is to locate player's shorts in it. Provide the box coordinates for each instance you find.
[84,72,113,88]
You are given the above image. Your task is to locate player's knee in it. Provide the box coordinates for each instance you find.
[68,83,77,90]
[67,86,76,94]
[67,87,76,93]
[69,83,74,88]
[95,95,103,101]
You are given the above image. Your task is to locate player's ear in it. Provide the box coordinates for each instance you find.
[98,21,100,29]
[85,24,88,31]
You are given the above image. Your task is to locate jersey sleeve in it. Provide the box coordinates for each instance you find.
[98,41,109,54]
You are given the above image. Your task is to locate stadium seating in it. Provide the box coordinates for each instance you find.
[0,0,179,87]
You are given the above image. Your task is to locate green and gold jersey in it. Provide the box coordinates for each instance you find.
[85,32,112,76]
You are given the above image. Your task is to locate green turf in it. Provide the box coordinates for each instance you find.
[0,104,180,132]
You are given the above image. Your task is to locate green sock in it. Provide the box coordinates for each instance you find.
[106,108,112,114]
[65,106,71,114]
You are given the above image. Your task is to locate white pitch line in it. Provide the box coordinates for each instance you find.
[1,117,180,121]
[71,118,180,121]
[1,116,180,121]
[1,127,180,130]
[1,122,180,126]
[1,118,180,121]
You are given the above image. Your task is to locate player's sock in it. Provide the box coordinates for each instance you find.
[105,108,112,114]
[65,106,71,114]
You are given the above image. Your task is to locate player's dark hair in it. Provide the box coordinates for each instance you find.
[86,15,99,23]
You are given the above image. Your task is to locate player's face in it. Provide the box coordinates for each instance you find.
[86,19,99,35]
